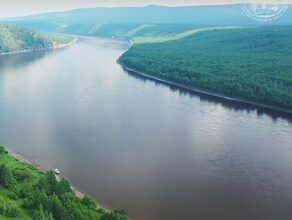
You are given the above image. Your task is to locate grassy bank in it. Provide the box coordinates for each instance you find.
[0,145,128,220]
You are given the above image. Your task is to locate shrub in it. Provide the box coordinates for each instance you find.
[13,168,31,180]
[7,192,18,200]
[0,197,19,217]
[22,198,32,208]
[6,205,19,217]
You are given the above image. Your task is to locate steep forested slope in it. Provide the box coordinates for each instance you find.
[0,23,75,54]
[0,145,128,219]
[119,26,292,110]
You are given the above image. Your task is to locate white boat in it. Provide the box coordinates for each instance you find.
[54,168,60,174]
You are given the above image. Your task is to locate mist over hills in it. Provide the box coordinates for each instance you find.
[2,4,292,36]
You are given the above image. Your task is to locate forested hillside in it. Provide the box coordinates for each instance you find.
[0,23,75,54]
[119,26,292,110]
[0,145,128,220]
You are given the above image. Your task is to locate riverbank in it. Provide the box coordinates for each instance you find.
[4,145,82,196]
[2,144,110,212]
[117,59,292,117]
[0,39,78,56]
[0,144,127,219]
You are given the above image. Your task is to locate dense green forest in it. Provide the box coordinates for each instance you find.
[0,23,75,54]
[0,145,128,220]
[119,26,292,110]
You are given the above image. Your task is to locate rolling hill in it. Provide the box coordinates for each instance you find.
[2,4,292,36]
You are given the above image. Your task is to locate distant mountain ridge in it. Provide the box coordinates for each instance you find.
[1,4,292,35]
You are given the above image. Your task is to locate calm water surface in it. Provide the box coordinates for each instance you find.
[0,37,292,219]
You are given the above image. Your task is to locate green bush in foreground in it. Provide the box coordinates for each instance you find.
[0,144,128,219]
[0,197,20,217]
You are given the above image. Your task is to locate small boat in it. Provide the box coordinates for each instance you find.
[54,168,60,174]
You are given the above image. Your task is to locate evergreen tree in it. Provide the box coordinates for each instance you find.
[56,177,71,195]
[0,163,14,188]
[46,170,58,194]
[0,145,5,154]
[82,195,97,209]
[51,193,64,219]
[33,204,45,220]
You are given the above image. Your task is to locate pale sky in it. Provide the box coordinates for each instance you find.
[0,0,291,18]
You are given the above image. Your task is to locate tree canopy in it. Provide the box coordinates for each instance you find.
[120,26,292,110]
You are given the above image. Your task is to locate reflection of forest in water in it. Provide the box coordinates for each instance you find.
[123,69,292,123]
[0,49,67,72]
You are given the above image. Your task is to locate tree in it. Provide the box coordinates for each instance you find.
[114,206,127,216]
[50,193,64,219]
[0,163,14,188]
[33,204,53,220]
[56,177,71,196]
[46,170,58,194]
[0,197,19,217]
[33,204,45,220]
[82,195,97,209]
[0,145,5,154]
[36,176,48,189]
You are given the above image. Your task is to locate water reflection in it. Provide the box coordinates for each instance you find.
[123,69,292,123]
[0,49,67,71]
[0,37,292,219]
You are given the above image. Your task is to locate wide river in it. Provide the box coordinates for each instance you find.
[0,37,292,219]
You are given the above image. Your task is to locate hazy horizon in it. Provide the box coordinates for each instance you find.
[2,0,291,19]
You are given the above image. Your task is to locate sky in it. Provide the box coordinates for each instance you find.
[0,0,291,18]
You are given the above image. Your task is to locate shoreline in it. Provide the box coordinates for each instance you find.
[4,145,110,211]
[0,38,78,56]
[117,58,292,117]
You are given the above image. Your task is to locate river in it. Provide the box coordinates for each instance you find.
[0,37,292,219]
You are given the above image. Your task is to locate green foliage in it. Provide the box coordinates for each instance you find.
[33,204,54,220]
[82,195,97,209]
[120,26,292,110]
[0,163,14,188]
[7,191,18,200]
[50,193,64,219]
[0,145,5,154]
[0,144,128,219]
[56,177,71,196]
[0,23,75,54]
[46,170,58,195]
[0,196,20,217]
[13,168,31,180]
